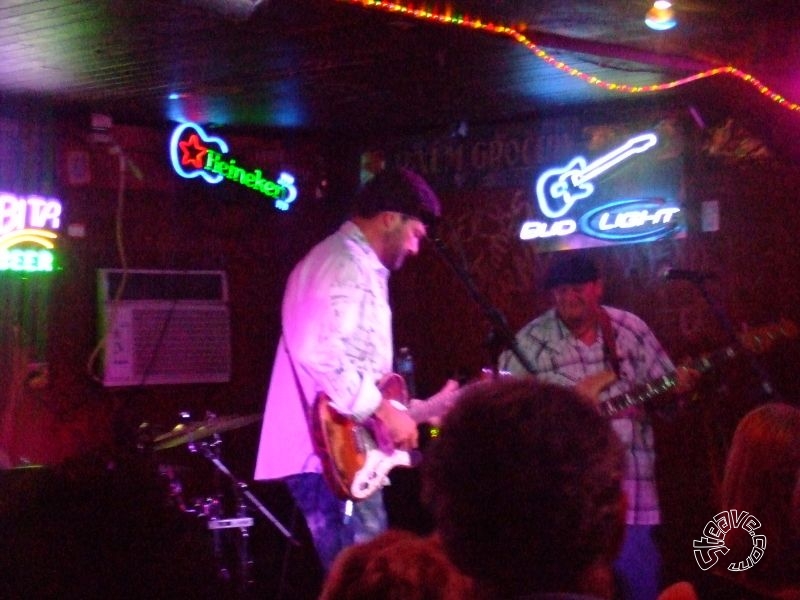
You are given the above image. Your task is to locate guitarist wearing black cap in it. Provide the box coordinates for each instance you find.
[499,252,699,600]
[253,167,452,571]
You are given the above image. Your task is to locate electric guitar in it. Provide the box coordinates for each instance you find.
[310,371,493,501]
[577,319,798,417]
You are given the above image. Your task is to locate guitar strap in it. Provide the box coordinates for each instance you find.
[598,308,621,379]
[282,336,314,419]
[282,336,356,502]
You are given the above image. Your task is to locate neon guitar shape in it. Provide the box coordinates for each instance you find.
[535,132,658,219]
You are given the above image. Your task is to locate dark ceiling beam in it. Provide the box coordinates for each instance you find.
[526,29,717,73]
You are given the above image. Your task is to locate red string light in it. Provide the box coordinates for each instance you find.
[340,0,800,113]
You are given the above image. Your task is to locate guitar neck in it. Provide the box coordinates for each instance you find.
[598,343,739,417]
[404,370,502,424]
[406,389,459,424]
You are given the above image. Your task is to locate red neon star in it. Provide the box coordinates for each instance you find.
[179,133,208,169]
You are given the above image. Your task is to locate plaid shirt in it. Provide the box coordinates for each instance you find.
[498,306,675,525]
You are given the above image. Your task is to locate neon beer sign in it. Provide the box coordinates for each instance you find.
[535,133,657,218]
[520,131,685,247]
[0,192,61,272]
[169,122,298,211]
[580,200,681,241]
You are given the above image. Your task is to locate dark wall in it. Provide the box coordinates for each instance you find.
[0,118,358,470]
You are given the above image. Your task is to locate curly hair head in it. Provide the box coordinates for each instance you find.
[320,530,479,600]
[422,378,625,596]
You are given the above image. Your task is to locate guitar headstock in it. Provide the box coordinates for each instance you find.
[738,318,799,354]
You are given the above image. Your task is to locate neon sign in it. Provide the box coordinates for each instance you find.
[580,200,680,241]
[521,200,681,242]
[169,122,298,211]
[0,192,61,272]
[535,133,657,218]
[521,131,686,249]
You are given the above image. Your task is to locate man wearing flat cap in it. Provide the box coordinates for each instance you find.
[254,167,447,571]
[499,252,697,600]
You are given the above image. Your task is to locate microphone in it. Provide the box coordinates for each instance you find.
[660,267,716,283]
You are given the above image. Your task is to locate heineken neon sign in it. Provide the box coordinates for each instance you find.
[169,122,298,211]
[0,191,61,272]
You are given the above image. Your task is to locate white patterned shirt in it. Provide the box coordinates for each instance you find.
[498,306,675,525]
[254,221,393,480]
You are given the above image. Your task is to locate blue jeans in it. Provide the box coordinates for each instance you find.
[285,473,387,571]
[614,524,662,600]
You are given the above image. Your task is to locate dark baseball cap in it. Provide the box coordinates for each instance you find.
[352,167,442,228]
[544,254,599,289]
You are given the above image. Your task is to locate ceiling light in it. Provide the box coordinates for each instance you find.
[645,1,677,31]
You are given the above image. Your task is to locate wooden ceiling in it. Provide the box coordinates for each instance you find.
[1,0,800,139]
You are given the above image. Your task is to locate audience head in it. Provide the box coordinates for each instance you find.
[422,378,626,597]
[320,529,479,600]
[720,401,800,587]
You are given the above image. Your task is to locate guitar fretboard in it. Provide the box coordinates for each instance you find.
[406,389,459,423]
[599,345,739,417]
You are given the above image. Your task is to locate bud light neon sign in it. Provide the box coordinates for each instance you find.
[169,122,298,211]
[520,130,686,250]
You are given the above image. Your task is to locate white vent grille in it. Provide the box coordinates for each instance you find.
[97,269,231,387]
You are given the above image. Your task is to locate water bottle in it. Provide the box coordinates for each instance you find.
[395,346,417,398]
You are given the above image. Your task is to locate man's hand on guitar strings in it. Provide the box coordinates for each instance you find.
[674,363,700,395]
[574,370,617,405]
[374,397,419,450]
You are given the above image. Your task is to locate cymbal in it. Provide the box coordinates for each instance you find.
[153,413,262,451]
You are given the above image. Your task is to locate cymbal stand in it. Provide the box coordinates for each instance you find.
[188,434,299,594]
[190,436,297,540]
[200,491,235,586]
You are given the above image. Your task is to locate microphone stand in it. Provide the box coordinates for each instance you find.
[431,237,537,375]
[691,279,775,399]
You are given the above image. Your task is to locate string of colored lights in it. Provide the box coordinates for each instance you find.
[339,0,800,113]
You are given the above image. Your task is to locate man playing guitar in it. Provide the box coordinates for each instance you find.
[253,167,443,571]
[499,253,698,600]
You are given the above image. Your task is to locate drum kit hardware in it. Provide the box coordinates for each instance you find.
[149,411,298,594]
[152,413,264,451]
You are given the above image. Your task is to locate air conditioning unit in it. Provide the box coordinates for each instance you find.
[97,269,232,387]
